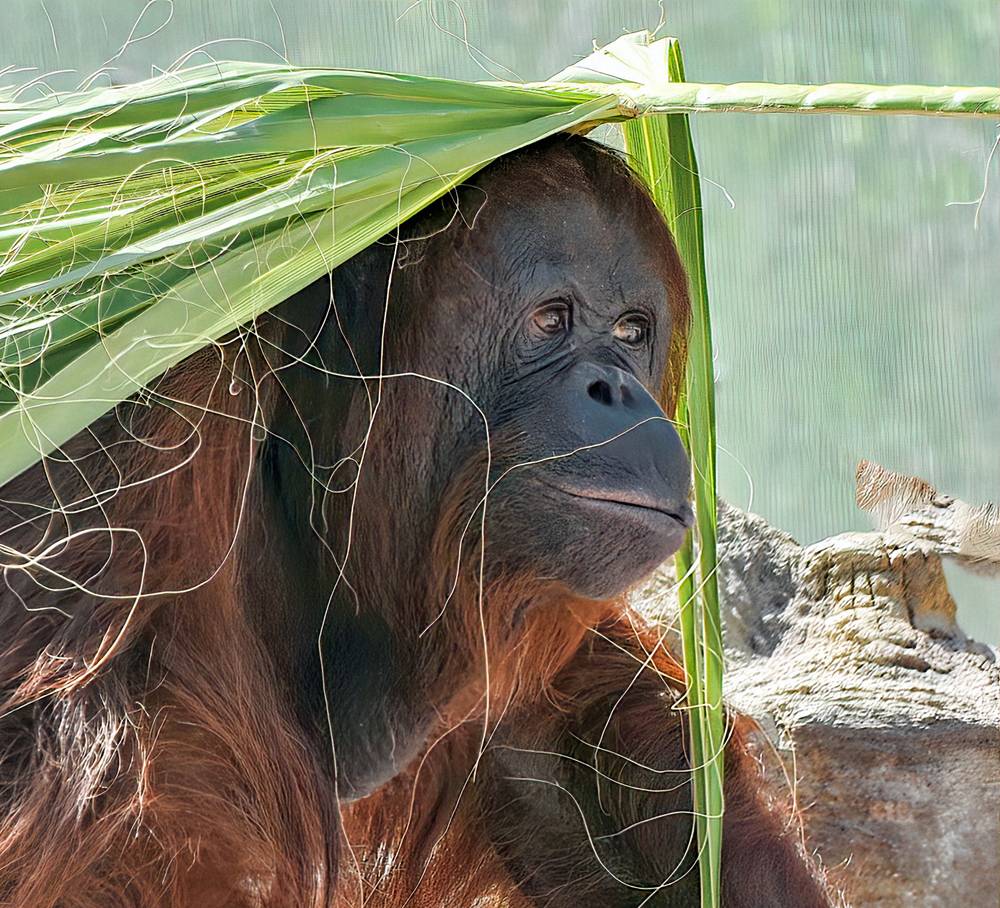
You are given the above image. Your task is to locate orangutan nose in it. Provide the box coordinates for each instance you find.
[567,361,692,520]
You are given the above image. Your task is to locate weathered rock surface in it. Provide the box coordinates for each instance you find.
[633,497,1000,907]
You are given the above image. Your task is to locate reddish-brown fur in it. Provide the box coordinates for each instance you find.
[0,138,835,907]
[1,355,340,907]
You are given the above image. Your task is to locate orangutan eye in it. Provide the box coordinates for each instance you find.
[531,303,569,336]
[614,314,649,346]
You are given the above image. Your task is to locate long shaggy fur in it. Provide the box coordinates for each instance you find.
[0,137,835,907]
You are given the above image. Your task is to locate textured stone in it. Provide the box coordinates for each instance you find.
[632,501,1000,907]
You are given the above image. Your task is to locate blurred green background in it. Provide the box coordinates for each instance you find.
[4,0,998,642]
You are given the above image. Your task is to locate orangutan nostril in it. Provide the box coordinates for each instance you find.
[587,379,614,406]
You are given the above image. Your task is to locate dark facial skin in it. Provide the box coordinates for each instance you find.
[252,138,692,798]
[438,176,693,600]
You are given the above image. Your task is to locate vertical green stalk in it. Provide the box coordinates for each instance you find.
[621,37,724,908]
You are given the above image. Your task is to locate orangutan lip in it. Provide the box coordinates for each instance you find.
[544,482,691,528]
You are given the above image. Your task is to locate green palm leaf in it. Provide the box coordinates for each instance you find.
[0,67,616,482]
[3,31,999,486]
[621,38,724,907]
